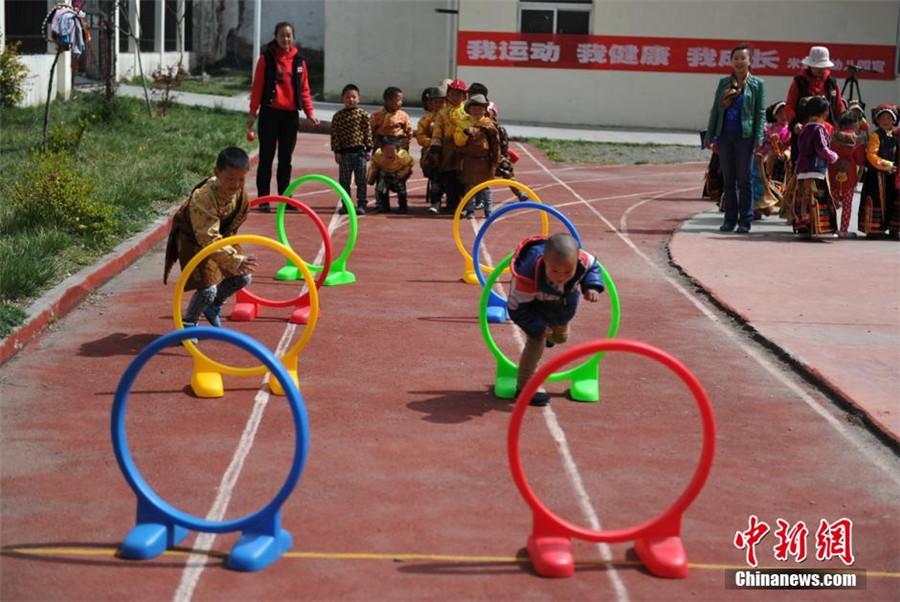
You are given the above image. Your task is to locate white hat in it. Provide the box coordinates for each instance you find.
[801,46,834,69]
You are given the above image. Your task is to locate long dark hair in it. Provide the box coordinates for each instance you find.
[273,22,294,39]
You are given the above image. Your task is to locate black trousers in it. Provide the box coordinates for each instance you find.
[257,106,299,196]
[440,170,464,212]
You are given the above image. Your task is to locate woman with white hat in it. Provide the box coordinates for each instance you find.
[784,46,846,130]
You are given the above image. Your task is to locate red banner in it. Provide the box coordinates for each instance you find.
[457,32,896,80]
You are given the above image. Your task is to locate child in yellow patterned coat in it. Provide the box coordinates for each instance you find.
[367,136,414,214]
[163,147,258,329]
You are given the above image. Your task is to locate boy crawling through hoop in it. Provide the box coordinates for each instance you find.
[163,147,258,330]
[507,233,605,406]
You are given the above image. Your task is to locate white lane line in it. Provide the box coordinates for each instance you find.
[471,223,631,602]
[518,144,900,484]
[172,218,337,602]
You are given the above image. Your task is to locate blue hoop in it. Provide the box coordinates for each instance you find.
[111,327,309,570]
[471,201,582,323]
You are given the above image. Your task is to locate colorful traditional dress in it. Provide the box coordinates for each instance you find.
[858,128,897,236]
[753,123,790,218]
[702,152,724,208]
[789,122,838,235]
[827,129,865,235]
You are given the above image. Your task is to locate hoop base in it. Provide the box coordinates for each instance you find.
[119,499,188,560]
[227,528,293,572]
[633,535,689,579]
[486,290,508,323]
[290,306,320,324]
[230,302,260,322]
[494,361,518,399]
[568,378,599,403]
[275,264,300,281]
[268,369,299,397]
[527,534,574,578]
[191,363,224,398]
[323,269,356,286]
[120,522,188,560]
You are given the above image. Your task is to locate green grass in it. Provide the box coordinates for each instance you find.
[0,304,27,338]
[526,138,709,165]
[0,92,253,334]
[128,74,252,97]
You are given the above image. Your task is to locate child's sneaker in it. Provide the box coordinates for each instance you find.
[203,305,222,328]
[182,322,199,344]
[429,202,440,214]
[357,203,367,215]
[338,205,349,215]
[515,388,551,407]
[257,202,271,213]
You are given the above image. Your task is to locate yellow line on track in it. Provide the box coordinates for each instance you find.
[3,547,898,578]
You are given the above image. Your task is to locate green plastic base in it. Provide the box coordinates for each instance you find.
[568,378,600,403]
[275,265,300,281]
[323,270,356,286]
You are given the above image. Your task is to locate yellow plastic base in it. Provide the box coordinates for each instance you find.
[268,370,300,396]
[191,370,224,398]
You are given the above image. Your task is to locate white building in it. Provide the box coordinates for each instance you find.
[324,0,900,130]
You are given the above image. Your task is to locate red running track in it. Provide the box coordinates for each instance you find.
[1,135,897,601]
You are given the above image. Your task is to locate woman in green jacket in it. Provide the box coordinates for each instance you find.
[705,45,766,233]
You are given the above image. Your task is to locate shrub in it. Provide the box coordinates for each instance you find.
[150,62,188,115]
[3,149,118,244]
[44,119,89,154]
[0,40,30,108]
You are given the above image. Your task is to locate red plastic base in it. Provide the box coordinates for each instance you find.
[633,535,689,578]
[527,535,574,578]
[289,306,320,325]
[230,303,259,322]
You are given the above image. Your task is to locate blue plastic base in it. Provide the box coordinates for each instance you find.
[486,306,508,324]
[226,528,293,572]
[120,521,188,560]
[486,291,508,323]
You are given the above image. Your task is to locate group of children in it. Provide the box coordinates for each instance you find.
[166,145,603,407]
[330,80,526,217]
[708,97,899,239]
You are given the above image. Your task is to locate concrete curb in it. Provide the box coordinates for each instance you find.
[667,246,898,447]
[0,208,176,366]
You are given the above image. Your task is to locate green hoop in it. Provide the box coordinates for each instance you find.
[275,174,358,286]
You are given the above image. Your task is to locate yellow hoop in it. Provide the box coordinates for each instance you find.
[172,234,319,377]
[452,178,549,283]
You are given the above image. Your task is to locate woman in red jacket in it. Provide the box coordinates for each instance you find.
[247,22,318,211]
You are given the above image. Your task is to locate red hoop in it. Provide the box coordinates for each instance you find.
[508,339,715,543]
[239,195,332,308]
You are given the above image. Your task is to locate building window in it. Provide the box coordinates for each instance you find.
[519,1,591,35]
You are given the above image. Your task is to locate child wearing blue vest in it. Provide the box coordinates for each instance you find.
[507,233,605,406]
